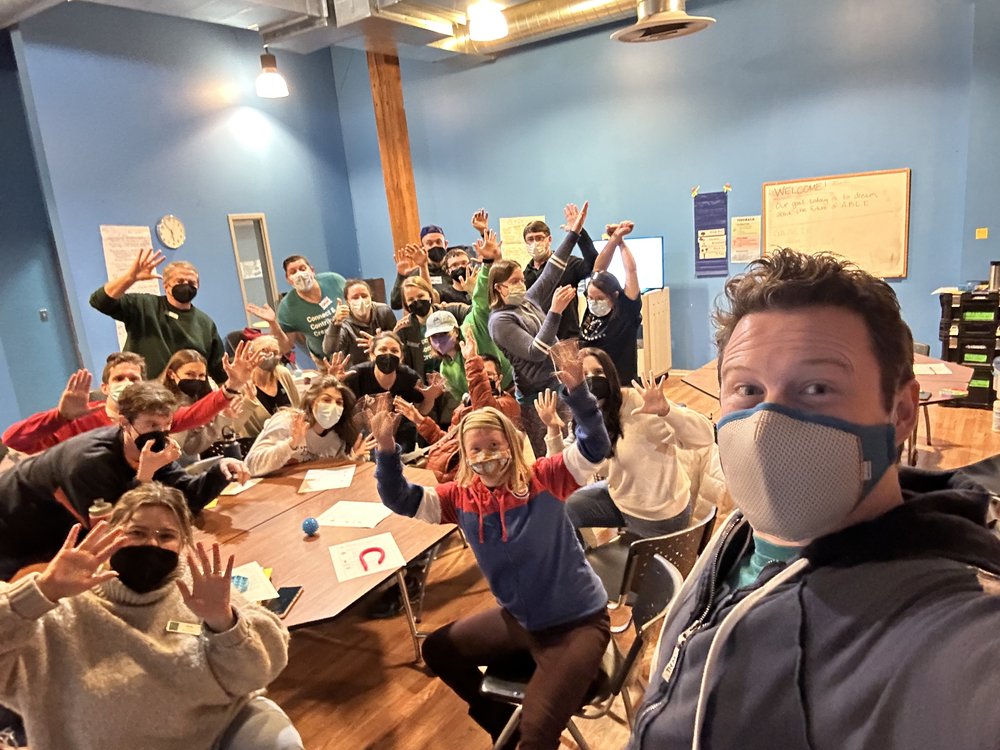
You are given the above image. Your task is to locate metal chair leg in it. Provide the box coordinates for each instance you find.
[492,706,522,749]
[622,683,635,727]
[396,569,424,664]
[565,718,592,750]
[922,404,932,446]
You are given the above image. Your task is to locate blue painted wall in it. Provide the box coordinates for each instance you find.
[11,2,359,384]
[961,0,1000,281]
[342,0,987,369]
[0,31,78,428]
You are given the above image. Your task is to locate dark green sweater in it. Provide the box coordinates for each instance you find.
[89,287,226,382]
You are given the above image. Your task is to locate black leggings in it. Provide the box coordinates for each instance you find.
[421,607,610,750]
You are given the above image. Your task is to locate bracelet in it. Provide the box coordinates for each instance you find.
[223,386,241,397]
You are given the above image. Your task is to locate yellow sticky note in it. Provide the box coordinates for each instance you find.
[203,499,219,510]
[976,227,989,240]
[263,568,273,580]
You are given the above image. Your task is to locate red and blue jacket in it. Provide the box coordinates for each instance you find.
[375,382,610,632]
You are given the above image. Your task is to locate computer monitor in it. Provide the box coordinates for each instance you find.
[589,236,665,292]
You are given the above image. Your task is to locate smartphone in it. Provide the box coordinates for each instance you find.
[265,586,304,619]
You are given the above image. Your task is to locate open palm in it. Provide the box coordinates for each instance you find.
[36,522,127,602]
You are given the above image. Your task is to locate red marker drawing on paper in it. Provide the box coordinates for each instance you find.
[359,547,386,571]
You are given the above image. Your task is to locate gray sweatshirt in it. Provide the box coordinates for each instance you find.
[488,230,580,397]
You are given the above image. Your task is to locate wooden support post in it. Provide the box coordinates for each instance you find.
[367,51,421,253]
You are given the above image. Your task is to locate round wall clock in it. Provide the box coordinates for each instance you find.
[156,214,186,249]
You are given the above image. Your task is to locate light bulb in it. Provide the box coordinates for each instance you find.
[255,53,289,98]
[467,0,508,42]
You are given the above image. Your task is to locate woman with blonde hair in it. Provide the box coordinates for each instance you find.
[244,374,367,476]
[0,482,300,750]
[234,335,301,439]
[371,353,611,750]
[396,274,469,380]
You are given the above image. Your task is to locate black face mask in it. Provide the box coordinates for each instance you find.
[176,378,211,400]
[171,283,198,304]
[110,546,179,594]
[407,299,432,318]
[585,375,612,401]
[133,428,169,452]
[374,353,401,374]
[449,267,468,283]
[428,247,447,265]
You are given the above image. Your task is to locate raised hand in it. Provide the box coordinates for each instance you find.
[137,437,182,482]
[554,355,585,391]
[394,246,418,276]
[407,243,429,269]
[370,409,403,453]
[222,395,247,420]
[631,371,671,417]
[561,204,582,233]
[392,395,423,424]
[422,371,446,396]
[549,285,578,314]
[566,201,589,234]
[355,329,377,355]
[177,542,237,633]
[534,389,565,430]
[322,351,349,380]
[129,247,166,282]
[610,220,635,240]
[36,521,127,602]
[459,326,478,360]
[246,303,277,325]
[393,316,410,333]
[333,298,350,325]
[222,339,261,391]
[289,411,309,449]
[58,369,101,421]
[471,208,489,235]
[352,432,378,460]
[458,265,480,295]
[474,228,501,262]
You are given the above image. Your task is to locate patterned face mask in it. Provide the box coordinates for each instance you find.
[467,449,512,477]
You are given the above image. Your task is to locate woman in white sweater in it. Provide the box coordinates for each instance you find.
[536,347,725,537]
[244,374,369,476]
[0,482,300,750]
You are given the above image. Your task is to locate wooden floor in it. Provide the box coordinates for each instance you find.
[268,377,1000,750]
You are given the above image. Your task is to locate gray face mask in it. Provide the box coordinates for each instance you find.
[716,403,896,543]
[504,282,527,307]
[258,354,279,372]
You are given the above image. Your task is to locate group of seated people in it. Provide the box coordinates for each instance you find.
[1,198,999,750]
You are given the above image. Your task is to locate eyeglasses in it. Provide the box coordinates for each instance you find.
[123,526,181,546]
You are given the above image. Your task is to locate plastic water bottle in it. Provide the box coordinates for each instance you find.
[88,499,113,527]
[219,426,243,459]
[993,400,1000,433]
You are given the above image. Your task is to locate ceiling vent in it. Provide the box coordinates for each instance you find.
[611,0,714,42]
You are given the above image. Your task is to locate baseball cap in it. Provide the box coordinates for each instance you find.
[425,310,459,338]
[420,224,445,239]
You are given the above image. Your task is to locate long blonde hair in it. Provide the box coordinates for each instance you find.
[454,407,533,494]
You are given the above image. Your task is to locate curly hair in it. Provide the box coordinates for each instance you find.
[713,249,913,410]
[299,374,359,448]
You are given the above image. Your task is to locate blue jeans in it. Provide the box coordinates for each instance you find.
[565,481,693,538]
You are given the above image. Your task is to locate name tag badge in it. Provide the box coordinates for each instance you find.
[166,311,179,320]
[319,297,333,310]
[166,620,202,636]
[430,276,443,286]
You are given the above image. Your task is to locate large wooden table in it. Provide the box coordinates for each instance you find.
[194,458,456,659]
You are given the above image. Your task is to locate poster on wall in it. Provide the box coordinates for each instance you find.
[99,225,161,348]
[693,192,729,277]
[730,215,762,264]
[498,215,545,270]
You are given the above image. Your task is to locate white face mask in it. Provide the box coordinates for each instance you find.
[349,297,372,317]
[503,282,527,307]
[587,298,612,317]
[313,402,344,430]
[716,403,896,543]
[291,270,315,292]
[105,382,132,416]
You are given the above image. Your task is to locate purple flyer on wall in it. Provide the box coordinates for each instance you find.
[693,191,729,277]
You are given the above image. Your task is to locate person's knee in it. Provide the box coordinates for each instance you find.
[420,625,454,674]
[218,697,303,750]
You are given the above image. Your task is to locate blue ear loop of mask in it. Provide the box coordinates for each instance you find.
[716,402,897,499]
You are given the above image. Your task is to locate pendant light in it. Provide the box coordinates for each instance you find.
[256,48,289,99]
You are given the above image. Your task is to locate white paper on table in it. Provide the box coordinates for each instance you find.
[929,364,953,375]
[230,561,279,601]
[220,478,262,496]
[298,465,356,493]
[316,501,393,528]
[912,364,935,376]
[328,532,405,583]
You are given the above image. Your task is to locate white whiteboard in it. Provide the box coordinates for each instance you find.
[761,169,910,278]
[590,236,664,291]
